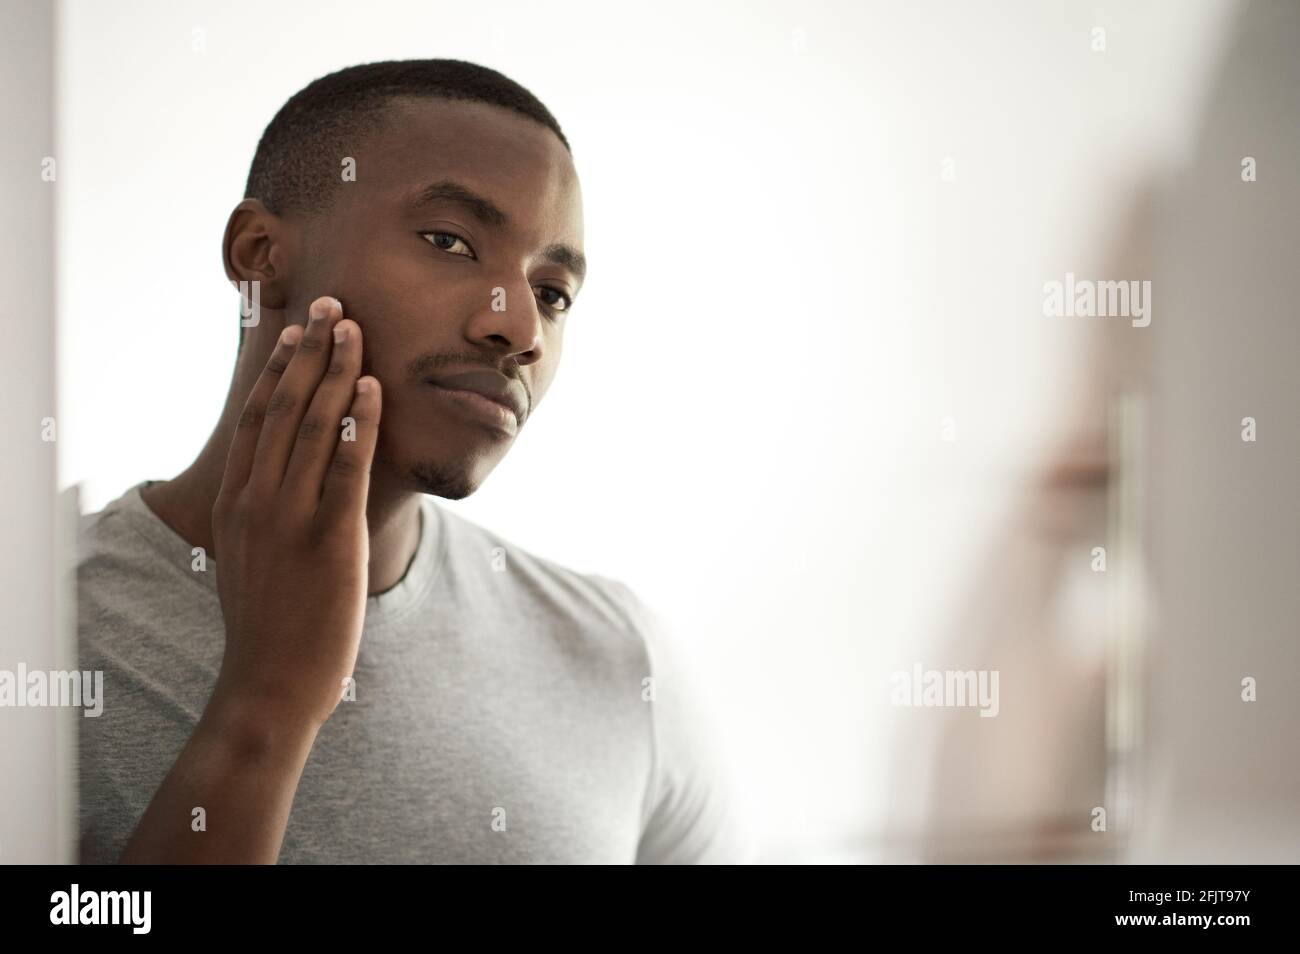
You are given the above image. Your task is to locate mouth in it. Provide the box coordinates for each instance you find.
[426,382,520,437]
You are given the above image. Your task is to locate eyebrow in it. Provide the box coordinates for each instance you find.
[406,179,587,283]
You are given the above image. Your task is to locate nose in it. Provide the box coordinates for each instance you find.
[464,279,546,363]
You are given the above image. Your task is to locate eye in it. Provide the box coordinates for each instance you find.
[421,230,476,259]
[536,285,573,314]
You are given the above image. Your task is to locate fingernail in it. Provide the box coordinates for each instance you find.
[356,377,374,394]
[310,296,338,321]
[281,325,302,345]
[333,323,348,344]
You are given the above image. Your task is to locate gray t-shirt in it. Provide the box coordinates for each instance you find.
[77,481,751,864]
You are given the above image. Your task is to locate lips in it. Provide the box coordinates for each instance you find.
[425,369,528,424]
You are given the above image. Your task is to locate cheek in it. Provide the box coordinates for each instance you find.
[356,249,478,332]
[530,340,563,406]
[344,266,448,376]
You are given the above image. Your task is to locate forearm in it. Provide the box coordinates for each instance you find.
[118,690,319,864]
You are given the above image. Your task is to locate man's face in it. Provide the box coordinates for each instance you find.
[289,96,585,499]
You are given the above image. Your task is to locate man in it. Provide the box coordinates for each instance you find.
[77,59,750,864]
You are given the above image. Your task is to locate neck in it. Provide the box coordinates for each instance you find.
[141,317,424,596]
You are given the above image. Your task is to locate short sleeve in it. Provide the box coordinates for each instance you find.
[597,578,756,864]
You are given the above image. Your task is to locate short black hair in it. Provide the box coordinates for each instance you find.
[237,58,570,349]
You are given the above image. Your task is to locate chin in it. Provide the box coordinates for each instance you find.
[374,423,507,500]
[404,457,486,500]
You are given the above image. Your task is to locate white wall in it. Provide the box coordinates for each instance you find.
[57,0,1240,858]
[1135,0,1300,863]
[2,0,73,864]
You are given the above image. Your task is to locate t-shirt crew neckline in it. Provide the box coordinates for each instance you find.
[119,480,446,618]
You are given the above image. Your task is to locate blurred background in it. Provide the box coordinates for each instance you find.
[2,0,1295,863]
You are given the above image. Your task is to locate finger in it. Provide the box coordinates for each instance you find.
[317,376,381,530]
[249,296,343,497]
[220,324,303,497]
[281,318,363,510]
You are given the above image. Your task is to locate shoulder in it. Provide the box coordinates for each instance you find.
[76,486,161,625]
[628,591,755,863]
[431,502,659,655]
[75,483,177,587]
[76,489,140,568]
[427,509,758,861]
[75,484,217,664]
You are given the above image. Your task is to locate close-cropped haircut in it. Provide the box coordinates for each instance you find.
[236,58,570,350]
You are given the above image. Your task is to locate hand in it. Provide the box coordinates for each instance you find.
[210,295,381,730]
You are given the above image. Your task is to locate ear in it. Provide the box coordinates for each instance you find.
[222,198,292,310]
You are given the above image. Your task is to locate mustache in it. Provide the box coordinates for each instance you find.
[384,351,525,386]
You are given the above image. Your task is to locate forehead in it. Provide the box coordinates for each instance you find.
[350,95,582,243]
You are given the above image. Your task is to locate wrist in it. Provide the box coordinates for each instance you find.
[201,682,322,765]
